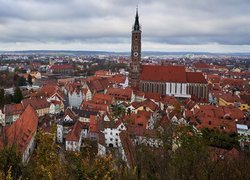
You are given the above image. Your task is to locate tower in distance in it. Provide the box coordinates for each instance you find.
[129,8,142,89]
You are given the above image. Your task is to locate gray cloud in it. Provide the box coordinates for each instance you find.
[0,0,250,51]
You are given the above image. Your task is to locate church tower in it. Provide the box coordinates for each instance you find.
[129,8,142,89]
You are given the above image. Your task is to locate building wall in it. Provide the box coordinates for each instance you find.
[104,128,121,147]
[66,140,81,152]
[22,133,36,163]
[140,81,208,100]
[135,136,163,148]
[69,91,85,108]
[98,143,106,156]
[103,123,126,147]
[36,107,49,117]
[5,114,20,125]
[57,124,63,143]
[0,110,5,126]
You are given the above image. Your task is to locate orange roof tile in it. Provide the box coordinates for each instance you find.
[140,65,187,83]
[3,105,38,153]
[66,121,84,142]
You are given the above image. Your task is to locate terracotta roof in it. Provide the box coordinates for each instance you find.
[119,131,136,168]
[4,103,23,116]
[2,105,38,153]
[133,90,145,97]
[21,97,50,110]
[140,65,187,83]
[207,74,221,84]
[162,95,179,106]
[50,64,73,70]
[192,105,244,133]
[219,93,243,103]
[108,74,126,84]
[124,113,149,135]
[95,70,110,77]
[186,72,207,84]
[139,99,158,112]
[92,93,113,105]
[106,87,133,101]
[66,121,84,142]
[63,108,78,122]
[196,117,236,134]
[41,84,56,93]
[87,78,110,93]
[81,101,108,112]
[144,92,161,102]
[183,98,197,110]
[89,115,98,133]
[140,65,207,84]
[73,109,99,118]
[193,62,210,69]
[195,105,244,121]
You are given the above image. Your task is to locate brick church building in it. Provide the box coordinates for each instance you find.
[129,8,209,101]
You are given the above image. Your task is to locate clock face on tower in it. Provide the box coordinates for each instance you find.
[133,52,139,57]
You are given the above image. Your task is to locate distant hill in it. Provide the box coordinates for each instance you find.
[0,50,250,57]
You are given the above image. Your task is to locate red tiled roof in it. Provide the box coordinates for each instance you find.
[193,62,210,69]
[21,97,50,110]
[196,117,236,134]
[124,113,149,134]
[162,95,179,106]
[87,78,110,93]
[207,74,221,84]
[186,72,207,84]
[218,93,243,103]
[81,101,108,112]
[63,108,78,121]
[95,70,110,77]
[139,99,158,112]
[3,105,38,153]
[108,74,126,84]
[40,84,57,96]
[140,65,207,84]
[39,84,64,100]
[4,103,23,116]
[144,92,161,102]
[107,87,133,101]
[92,93,113,105]
[89,115,98,133]
[66,121,84,142]
[119,131,136,168]
[140,65,187,83]
[50,64,73,70]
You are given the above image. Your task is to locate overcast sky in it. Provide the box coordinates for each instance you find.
[0,0,250,52]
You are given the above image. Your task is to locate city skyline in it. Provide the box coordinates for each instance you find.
[0,0,250,53]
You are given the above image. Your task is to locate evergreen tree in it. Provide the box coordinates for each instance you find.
[0,145,23,179]
[13,87,23,103]
[0,89,4,108]
[27,74,33,86]
[16,77,26,86]
[4,94,13,105]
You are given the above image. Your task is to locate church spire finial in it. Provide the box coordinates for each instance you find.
[133,7,140,31]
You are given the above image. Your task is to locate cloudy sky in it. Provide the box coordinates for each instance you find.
[0,0,250,52]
